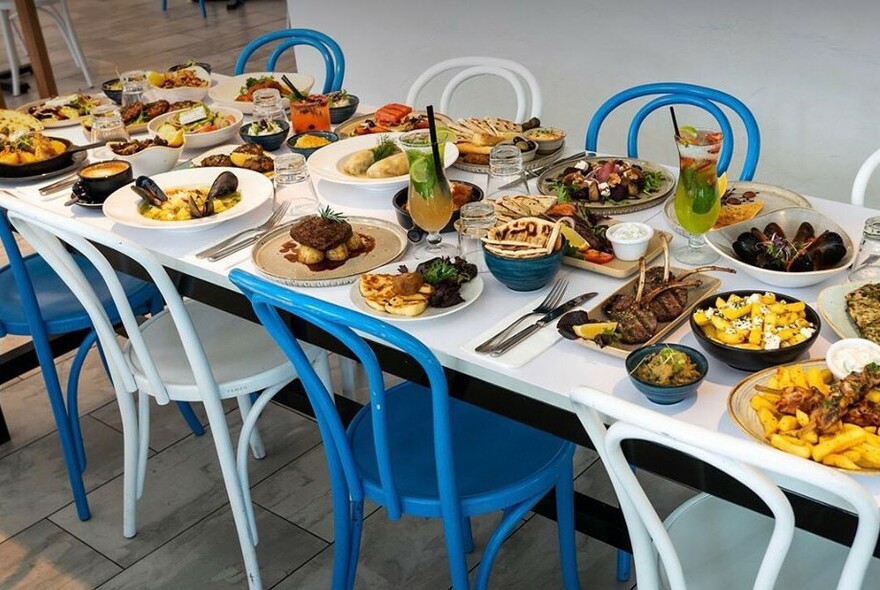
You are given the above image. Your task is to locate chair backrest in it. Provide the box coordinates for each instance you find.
[570,387,879,590]
[1,194,221,409]
[585,82,761,181]
[234,28,344,94]
[405,56,542,121]
[228,268,460,524]
[851,147,880,206]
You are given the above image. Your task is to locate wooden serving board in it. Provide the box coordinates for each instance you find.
[563,229,672,279]
[573,268,721,359]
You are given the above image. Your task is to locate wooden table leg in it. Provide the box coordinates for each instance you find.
[13,0,56,97]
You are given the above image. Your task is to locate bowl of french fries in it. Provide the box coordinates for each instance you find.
[729,360,880,472]
[690,290,821,371]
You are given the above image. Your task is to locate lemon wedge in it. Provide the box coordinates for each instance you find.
[560,225,588,250]
[717,172,728,197]
[572,322,618,340]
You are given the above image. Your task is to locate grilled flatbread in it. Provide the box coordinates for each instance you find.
[846,283,880,345]
[492,195,556,223]
[0,109,42,140]
[359,274,435,317]
[714,201,764,229]
[483,217,562,258]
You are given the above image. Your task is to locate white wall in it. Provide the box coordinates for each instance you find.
[291,0,880,204]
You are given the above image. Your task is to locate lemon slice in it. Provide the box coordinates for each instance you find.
[717,172,728,197]
[560,225,588,250]
[573,322,618,340]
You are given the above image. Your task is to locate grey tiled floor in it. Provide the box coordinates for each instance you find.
[0,1,697,586]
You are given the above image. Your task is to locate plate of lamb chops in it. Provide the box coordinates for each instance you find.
[558,239,733,358]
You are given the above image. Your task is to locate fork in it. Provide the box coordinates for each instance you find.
[475,278,568,353]
[196,202,290,259]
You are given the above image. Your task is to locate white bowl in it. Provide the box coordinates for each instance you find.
[102,140,184,177]
[147,106,243,150]
[207,72,314,115]
[606,222,654,261]
[524,127,566,154]
[705,207,854,288]
[826,338,880,380]
[146,66,211,103]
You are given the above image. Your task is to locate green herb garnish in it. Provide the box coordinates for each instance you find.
[319,206,346,223]
[642,170,664,193]
[371,136,399,161]
[549,180,572,203]
[422,259,459,285]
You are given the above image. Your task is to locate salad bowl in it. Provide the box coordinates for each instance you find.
[147,105,243,150]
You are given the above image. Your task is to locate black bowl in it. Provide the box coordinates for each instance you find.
[392,181,484,237]
[102,79,122,104]
[330,94,359,124]
[689,290,821,371]
[287,131,339,158]
[169,62,212,74]
[76,160,133,203]
[238,119,290,152]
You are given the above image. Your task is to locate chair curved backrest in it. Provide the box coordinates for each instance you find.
[851,147,880,206]
[406,56,542,121]
[234,28,344,94]
[228,268,459,524]
[585,82,761,180]
[570,387,879,590]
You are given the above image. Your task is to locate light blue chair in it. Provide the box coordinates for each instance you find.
[234,29,344,94]
[229,269,581,590]
[585,82,761,180]
[0,211,203,521]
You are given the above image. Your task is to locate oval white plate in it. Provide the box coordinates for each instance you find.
[348,259,484,321]
[207,72,314,115]
[817,279,873,341]
[103,167,272,232]
[146,106,244,150]
[307,132,459,192]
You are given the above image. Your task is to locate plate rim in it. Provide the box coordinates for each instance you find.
[17,94,110,128]
[347,258,484,321]
[333,110,455,139]
[251,215,409,287]
[817,279,873,341]
[207,71,313,114]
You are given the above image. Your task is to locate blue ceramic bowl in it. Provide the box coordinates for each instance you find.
[287,131,339,159]
[625,344,708,405]
[329,94,360,124]
[102,79,122,105]
[483,245,564,291]
[238,119,290,152]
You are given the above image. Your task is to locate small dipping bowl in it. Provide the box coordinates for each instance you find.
[102,78,122,104]
[524,127,566,154]
[238,119,290,151]
[287,131,339,158]
[77,160,133,204]
[625,343,708,405]
[606,222,654,261]
[826,338,880,380]
[329,94,360,124]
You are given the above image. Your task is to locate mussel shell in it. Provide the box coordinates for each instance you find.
[206,171,239,200]
[763,222,786,240]
[811,230,847,267]
[732,232,760,264]
[793,221,815,245]
[132,175,168,205]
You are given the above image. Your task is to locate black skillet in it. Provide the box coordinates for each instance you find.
[0,138,104,179]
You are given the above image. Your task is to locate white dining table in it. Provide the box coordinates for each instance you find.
[4,83,879,530]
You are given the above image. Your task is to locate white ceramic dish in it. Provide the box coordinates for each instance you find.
[207,72,314,115]
[606,222,654,261]
[147,106,243,150]
[102,167,271,232]
[817,279,872,341]
[825,338,880,380]
[146,66,212,103]
[98,140,184,177]
[705,207,854,288]
[307,132,459,192]
[187,143,276,177]
[348,259,484,321]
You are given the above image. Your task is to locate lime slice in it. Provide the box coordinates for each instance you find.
[409,158,430,184]
[679,125,698,139]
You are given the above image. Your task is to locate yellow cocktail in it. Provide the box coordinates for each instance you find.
[673,127,723,264]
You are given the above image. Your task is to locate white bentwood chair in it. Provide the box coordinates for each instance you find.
[0,0,93,95]
[3,195,332,590]
[571,387,880,590]
[851,148,880,206]
[405,56,542,122]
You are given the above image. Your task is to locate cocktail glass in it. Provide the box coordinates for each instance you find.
[290,96,330,133]
[399,128,456,259]
[672,128,724,264]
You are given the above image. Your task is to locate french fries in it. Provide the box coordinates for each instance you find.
[749,364,880,470]
[693,292,816,350]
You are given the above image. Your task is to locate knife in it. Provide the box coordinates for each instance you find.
[489,292,597,357]
[495,150,591,191]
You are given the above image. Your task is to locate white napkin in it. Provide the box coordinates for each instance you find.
[6,185,66,202]
[462,295,564,368]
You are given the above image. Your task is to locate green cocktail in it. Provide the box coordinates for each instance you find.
[673,127,723,264]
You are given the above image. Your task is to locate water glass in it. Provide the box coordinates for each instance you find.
[485,144,527,199]
[849,216,880,281]
[120,70,148,106]
[90,104,129,143]
[252,88,285,123]
[274,153,320,216]
[457,201,496,270]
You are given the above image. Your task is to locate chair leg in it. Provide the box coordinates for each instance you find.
[0,10,20,96]
[441,511,470,589]
[135,391,150,500]
[175,402,205,436]
[331,487,353,590]
[237,393,265,460]
[555,459,581,590]
[66,329,98,472]
[475,495,540,590]
[616,551,632,582]
[120,389,141,538]
[462,516,474,554]
[345,499,364,589]
[339,356,360,397]
[55,0,93,87]
[199,0,206,17]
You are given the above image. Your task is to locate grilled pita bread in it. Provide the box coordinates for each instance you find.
[482,217,562,259]
[0,109,42,140]
[492,195,556,223]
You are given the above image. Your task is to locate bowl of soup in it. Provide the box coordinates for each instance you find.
[77,160,133,203]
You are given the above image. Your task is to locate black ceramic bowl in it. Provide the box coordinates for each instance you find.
[169,62,212,74]
[102,79,122,104]
[238,119,290,152]
[689,289,821,371]
[329,94,360,124]
[625,344,708,405]
[392,181,484,236]
[76,160,133,203]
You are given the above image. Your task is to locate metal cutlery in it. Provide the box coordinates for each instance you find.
[198,202,290,261]
[489,291,598,357]
[475,278,568,353]
[495,150,591,192]
[39,174,78,195]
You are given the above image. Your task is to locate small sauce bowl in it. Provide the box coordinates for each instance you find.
[826,338,880,380]
[77,160,133,203]
[606,222,654,261]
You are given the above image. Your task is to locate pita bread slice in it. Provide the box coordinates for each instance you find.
[0,109,42,140]
[484,217,557,247]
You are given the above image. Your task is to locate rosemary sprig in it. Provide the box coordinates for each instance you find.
[319,206,347,223]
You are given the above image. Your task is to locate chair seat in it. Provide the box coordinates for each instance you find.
[349,381,573,517]
[663,493,880,589]
[0,253,158,336]
[126,299,307,402]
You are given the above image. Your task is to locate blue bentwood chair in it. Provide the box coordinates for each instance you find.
[586,82,761,181]
[229,269,581,590]
[234,29,344,94]
[0,211,203,521]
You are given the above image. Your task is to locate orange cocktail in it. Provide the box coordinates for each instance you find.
[291,96,331,133]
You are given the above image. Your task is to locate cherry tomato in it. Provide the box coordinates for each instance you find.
[582,249,614,264]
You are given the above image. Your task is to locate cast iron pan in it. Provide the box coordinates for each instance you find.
[0,138,103,178]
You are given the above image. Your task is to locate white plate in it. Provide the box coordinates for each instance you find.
[146,66,212,103]
[348,259,484,321]
[307,132,459,192]
[817,279,873,341]
[207,72,314,115]
[188,143,276,176]
[146,106,244,150]
[102,167,272,232]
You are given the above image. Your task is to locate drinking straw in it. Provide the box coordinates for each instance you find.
[669,107,681,137]
[426,105,445,179]
[281,74,306,100]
